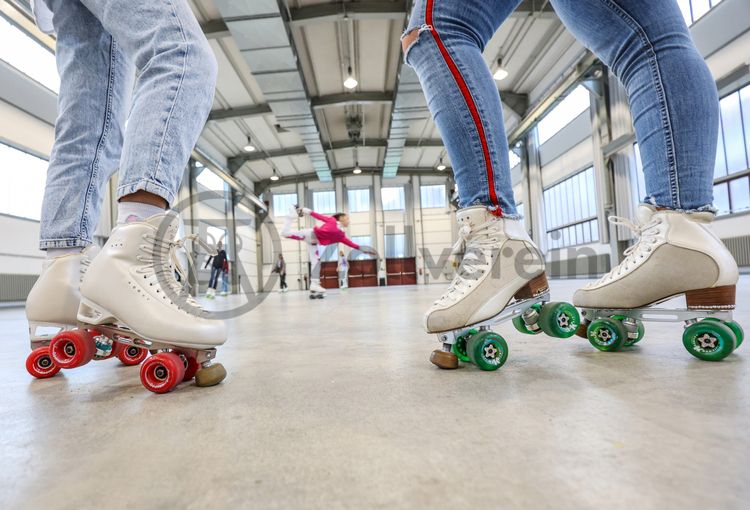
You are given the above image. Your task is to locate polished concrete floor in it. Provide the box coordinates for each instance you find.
[1,277,748,510]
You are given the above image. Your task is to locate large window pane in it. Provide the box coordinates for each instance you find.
[196,168,226,192]
[714,124,728,178]
[0,143,47,220]
[313,190,336,214]
[729,177,750,213]
[713,183,730,215]
[272,193,297,216]
[420,184,446,208]
[0,16,59,93]
[385,234,406,258]
[350,236,373,259]
[537,85,590,145]
[741,86,750,166]
[719,93,748,174]
[347,188,370,213]
[544,167,597,248]
[381,187,405,211]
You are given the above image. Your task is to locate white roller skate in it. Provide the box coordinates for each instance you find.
[52,212,228,393]
[426,206,581,371]
[25,246,150,379]
[309,279,326,299]
[574,205,743,361]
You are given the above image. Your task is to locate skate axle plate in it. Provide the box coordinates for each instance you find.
[581,307,733,324]
[88,323,218,363]
[437,292,551,344]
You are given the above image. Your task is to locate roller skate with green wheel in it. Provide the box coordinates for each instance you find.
[574,205,742,361]
[425,204,581,370]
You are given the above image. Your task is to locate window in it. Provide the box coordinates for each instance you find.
[516,202,525,219]
[0,15,59,93]
[350,235,374,259]
[537,85,590,145]
[420,184,447,208]
[272,193,297,216]
[347,188,370,213]
[313,190,336,214]
[543,167,599,249]
[196,168,226,192]
[715,176,750,216]
[0,142,47,220]
[508,150,521,168]
[385,234,406,258]
[677,0,723,26]
[381,187,405,210]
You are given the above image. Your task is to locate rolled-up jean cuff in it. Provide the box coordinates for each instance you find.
[117,179,176,205]
[39,238,92,250]
[642,198,718,215]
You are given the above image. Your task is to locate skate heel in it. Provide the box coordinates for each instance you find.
[77,297,118,325]
[685,285,736,310]
[513,272,549,300]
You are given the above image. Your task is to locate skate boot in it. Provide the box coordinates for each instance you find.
[76,212,228,393]
[25,247,149,379]
[574,205,743,361]
[309,279,326,299]
[426,206,580,371]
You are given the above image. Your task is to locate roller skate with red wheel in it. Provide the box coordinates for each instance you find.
[426,206,580,371]
[574,205,743,361]
[76,212,227,393]
[24,246,149,379]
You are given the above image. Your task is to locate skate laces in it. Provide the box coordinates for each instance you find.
[596,215,662,283]
[438,219,504,304]
[138,233,217,313]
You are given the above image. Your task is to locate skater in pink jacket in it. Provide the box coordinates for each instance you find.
[281,206,375,296]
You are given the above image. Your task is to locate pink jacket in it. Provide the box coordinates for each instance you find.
[310,211,360,249]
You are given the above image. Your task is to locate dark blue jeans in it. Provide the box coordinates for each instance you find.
[404,0,718,214]
[209,266,221,289]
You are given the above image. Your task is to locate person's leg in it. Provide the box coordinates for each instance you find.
[39,0,133,250]
[402,0,522,215]
[550,0,739,310]
[550,0,717,211]
[79,0,217,207]
[404,1,548,356]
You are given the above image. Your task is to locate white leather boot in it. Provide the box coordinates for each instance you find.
[574,205,739,309]
[77,212,227,350]
[424,206,547,334]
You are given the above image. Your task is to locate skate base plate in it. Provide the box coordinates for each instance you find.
[581,307,733,324]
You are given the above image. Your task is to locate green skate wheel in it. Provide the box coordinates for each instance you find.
[538,302,580,338]
[466,330,508,371]
[451,329,476,363]
[512,304,543,335]
[611,315,645,347]
[683,321,736,361]
[703,318,743,350]
[587,317,628,352]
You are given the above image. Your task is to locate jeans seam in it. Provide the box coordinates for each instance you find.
[598,0,680,208]
[152,0,188,196]
[80,35,117,240]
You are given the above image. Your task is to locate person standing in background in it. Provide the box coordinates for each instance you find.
[204,241,227,299]
[220,258,230,296]
[273,254,288,292]
[337,250,349,290]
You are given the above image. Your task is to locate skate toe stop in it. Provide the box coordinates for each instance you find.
[195,363,227,387]
[430,350,459,369]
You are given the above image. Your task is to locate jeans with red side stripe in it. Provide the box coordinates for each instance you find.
[403,0,719,216]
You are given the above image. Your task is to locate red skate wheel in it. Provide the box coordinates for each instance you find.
[117,344,149,366]
[50,330,96,369]
[140,352,186,393]
[26,346,61,379]
[179,354,200,382]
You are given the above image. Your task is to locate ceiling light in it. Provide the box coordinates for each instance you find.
[270,169,280,181]
[243,136,256,152]
[493,58,509,81]
[436,157,447,171]
[343,66,358,90]
[353,167,362,174]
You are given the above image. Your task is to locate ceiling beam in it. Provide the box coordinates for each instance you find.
[257,166,453,192]
[207,103,273,121]
[311,91,394,109]
[501,91,529,117]
[289,1,407,26]
[201,19,230,39]
[229,138,446,168]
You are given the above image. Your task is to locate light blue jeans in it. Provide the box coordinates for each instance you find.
[39,0,217,249]
[404,0,719,214]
